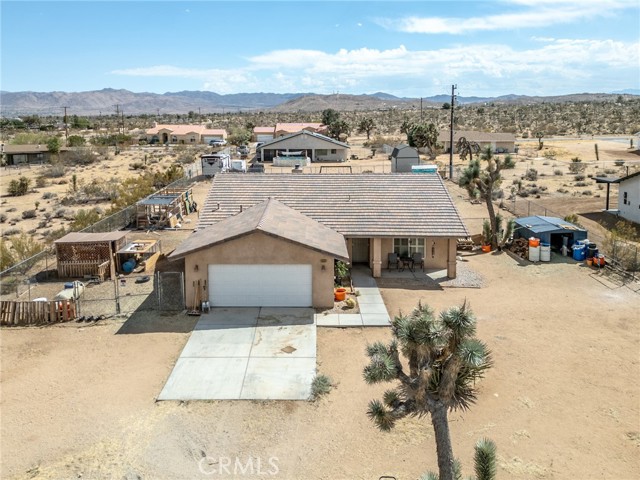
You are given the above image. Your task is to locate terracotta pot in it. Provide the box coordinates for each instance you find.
[481,245,491,253]
[334,288,347,302]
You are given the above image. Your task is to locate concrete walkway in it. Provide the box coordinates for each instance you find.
[315,268,391,327]
[158,308,316,401]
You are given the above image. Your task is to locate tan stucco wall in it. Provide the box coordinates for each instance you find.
[376,236,456,276]
[183,231,336,308]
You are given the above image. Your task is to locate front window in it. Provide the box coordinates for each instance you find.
[316,149,328,156]
[394,238,425,257]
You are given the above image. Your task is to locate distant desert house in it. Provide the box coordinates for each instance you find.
[256,131,349,163]
[438,130,516,154]
[252,126,275,143]
[2,144,67,166]
[635,131,640,151]
[274,122,327,138]
[145,123,226,145]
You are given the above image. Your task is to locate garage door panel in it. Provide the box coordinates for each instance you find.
[209,265,312,307]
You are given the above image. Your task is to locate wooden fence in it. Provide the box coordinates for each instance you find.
[0,300,76,326]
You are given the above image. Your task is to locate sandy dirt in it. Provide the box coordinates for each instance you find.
[2,181,639,479]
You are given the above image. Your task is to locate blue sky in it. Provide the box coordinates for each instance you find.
[1,0,639,97]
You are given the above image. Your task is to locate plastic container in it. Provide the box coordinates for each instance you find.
[122,259,136,273]
[540,243,551,262]
[481,245,491,253]
[587,243,598,259]
[572,244,586,261]
[561,245,569,257]
[529,245,541,262]
[593,254,606,267]
[528,237,540,247]
[334,288,347,302]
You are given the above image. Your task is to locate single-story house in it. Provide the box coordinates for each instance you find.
[513,216,588,250]
[594,170,640,224]
[2,144,65,166]
[274,122,327,138]
[391,144,420,173]
[617,171,640,224]
[438,130,516,153]
[145,123,227,145]
[169,173,469,308]
[257,131,349,163]
[54,231,130,280]
[253,126,275,143]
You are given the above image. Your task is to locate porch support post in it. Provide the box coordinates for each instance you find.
[447,238,457,279]
[346,238,353,264]
[372,238,382,278]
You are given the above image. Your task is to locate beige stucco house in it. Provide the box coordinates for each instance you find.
[257,130,349,162]
[438,130,516,153]
[145,123,227,144]
[170,173,468,309]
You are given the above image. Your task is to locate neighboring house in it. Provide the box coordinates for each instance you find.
[274,122,327,138]
[170,173,468,308]
[635,131,640,151]
[617,171,640,224]
[257,131,349,163]
[391,144,420,172]
[438,130,516,153]
[145,123,227,144]
[2,144,55,166]
[252,126,275,143]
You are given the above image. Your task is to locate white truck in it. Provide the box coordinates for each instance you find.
[201,153,231,177]
[230,159,247,173]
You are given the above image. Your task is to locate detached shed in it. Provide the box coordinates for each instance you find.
[136,187,196,229]
[55,231,129,280]
[514,216,588,250]
[391,144,420,173]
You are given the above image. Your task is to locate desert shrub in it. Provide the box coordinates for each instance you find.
[21,210,36,219]
[6,231,45,264]
[35,177,47,188]
[69,208,102,230]
[557,188,569,194]
[554,169,563,176]
[8,176,31,196]
[2,227,21,237]
[57,178,68,184]
[344,297,356,309]
[67,135,86,147]
[575,181,591,187]
[568,157,586,174]
[65,148,99,166]
[503,154,516,169]
[43,227,67,244]
[43,163,67,178]
[517,190,529,198]
[582,190,593,196]
[574,173,586,181]
[524,168,538,181]
[0,213,6,223]
[598,184,604,190]
[543,150,556,159]
[528,187,540,195]
[54,207,73,219]
[42,192,57,200]
[130,162,146,170]
[604,168,618,174]
[6,207,16,212]
[310,374,333,400]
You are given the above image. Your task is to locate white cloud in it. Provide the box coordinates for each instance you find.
[111,39,640,95]
[377,0,638,34]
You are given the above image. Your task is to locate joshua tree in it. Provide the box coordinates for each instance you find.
[364,301,492,480]
[456,137,481,162]
[534,131,544,150]
[357,117,376,140]
[407,122,439,159]
[459,146,505,249]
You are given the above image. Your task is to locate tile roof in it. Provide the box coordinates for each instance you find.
[275,122,325,134]
[4,144,53,154]
[259,130,350,149]
[197,173,469,238]
[146,124,226,136]
[437,130,516,143]
[253,126,275,134]
[170,198,348,260]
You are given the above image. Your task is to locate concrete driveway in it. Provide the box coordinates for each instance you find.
[158,307,316,401]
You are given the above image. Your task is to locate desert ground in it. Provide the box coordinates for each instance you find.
[1,167,639,479]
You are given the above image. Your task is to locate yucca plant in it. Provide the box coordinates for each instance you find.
[364,301,492,480]
[420,437,497,480]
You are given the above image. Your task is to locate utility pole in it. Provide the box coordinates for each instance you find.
[449,84,457,180]
[62,106,69,144]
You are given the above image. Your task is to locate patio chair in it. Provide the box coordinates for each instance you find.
[388,252,399,270]
[412,252,424,271]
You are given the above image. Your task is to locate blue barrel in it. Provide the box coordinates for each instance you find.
[572,244,586,261]
[122,259,136,273]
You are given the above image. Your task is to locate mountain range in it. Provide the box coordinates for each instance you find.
[1,88,637,116]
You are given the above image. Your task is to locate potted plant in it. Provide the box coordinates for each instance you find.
[334,260,350,288]
[481,219,492,252]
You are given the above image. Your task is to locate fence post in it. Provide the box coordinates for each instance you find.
[114,278,121,315]
[527,201,531,216]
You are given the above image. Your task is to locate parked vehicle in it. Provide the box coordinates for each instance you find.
[247,163,265,173]
[230,159,247,173]
[201,153,230,176]
[53,281,85,301]
[237,145,250,155]
[209,139,227,147]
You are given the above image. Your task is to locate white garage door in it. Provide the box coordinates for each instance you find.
[208,264,312,307]
[256,134,274,142]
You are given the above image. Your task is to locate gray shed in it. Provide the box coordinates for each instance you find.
[391,144,420,173]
